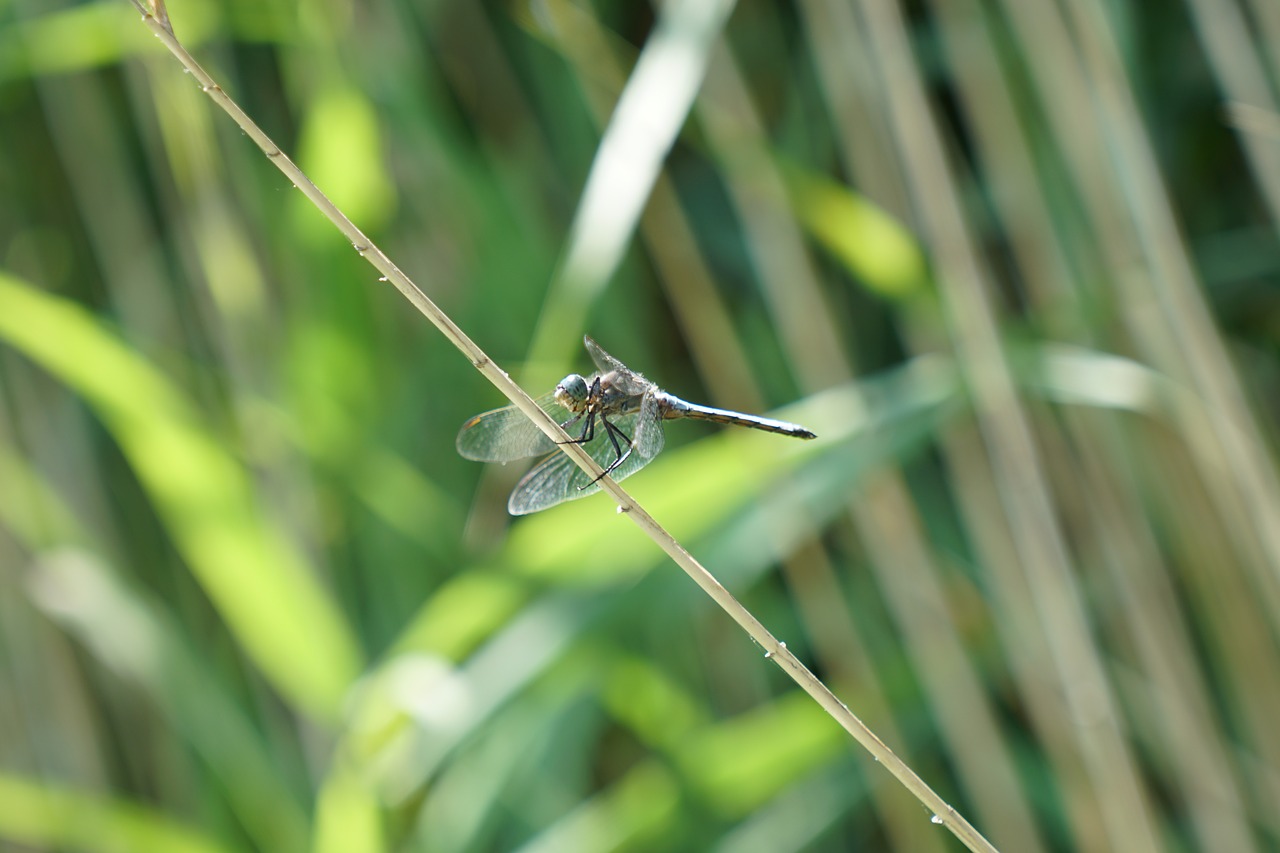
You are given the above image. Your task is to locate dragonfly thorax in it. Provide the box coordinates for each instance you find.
[555,373,591,412]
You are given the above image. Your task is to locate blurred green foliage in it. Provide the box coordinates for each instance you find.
[2,1,1280,851]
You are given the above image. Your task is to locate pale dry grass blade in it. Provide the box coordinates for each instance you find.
[520,0,763,410]
[930,3,1257,847]
[524,0,738,369]
[1183,0,1280,226]
[851,0,1166,848]
[697,37,1043,853]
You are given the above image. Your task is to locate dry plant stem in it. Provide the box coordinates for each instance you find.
[127,3,997,850]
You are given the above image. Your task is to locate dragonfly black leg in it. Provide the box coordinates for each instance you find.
[602,418,633,474]
[577,416,634,489]
[556,412,595,446]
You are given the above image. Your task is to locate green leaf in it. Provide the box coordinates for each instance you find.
[25,551,311,852]
[293,86,397,237]
[0,774,232,853]
[674,692,847,814]
[783,165,929,300]
[0,273,361,722]
[314,761,386,853]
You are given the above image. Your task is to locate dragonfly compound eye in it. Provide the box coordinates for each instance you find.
[555,374,590,407]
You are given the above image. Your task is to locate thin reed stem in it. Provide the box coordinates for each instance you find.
[125,0,998,849]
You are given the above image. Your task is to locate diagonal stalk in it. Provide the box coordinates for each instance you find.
[124,2,999,850]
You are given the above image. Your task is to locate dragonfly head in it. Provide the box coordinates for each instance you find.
[555,374,590,411]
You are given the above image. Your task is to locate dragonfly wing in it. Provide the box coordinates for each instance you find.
[507,409,657,514]
[633,393,666,460]
[583,336,629,376]
[508,452,591,514]
[583,336,653,396]
[456,391,571,462]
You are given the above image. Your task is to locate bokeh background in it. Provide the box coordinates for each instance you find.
[3,0,1280,851]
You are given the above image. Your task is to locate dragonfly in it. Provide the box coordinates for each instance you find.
[457,336,817,515]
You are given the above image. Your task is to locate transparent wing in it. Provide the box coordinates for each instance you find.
[507,398,666,515]
[583,335,628,376]
[583,336,653,396]
[633,392,666,460]
[456,391,577,462]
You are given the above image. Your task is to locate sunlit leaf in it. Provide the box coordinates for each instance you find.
[0,274,361,721]
[0,775,232,853]
[783,166,929,300]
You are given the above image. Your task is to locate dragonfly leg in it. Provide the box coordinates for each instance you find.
[603,419,634,473]
[556,412,595,446]
[577,417,634,490]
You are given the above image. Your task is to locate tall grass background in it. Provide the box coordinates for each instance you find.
[2,0,1279,851]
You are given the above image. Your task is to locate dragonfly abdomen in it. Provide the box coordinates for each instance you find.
[663,396,816,439]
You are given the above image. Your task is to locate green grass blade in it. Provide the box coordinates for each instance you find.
[0,273,361,721]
